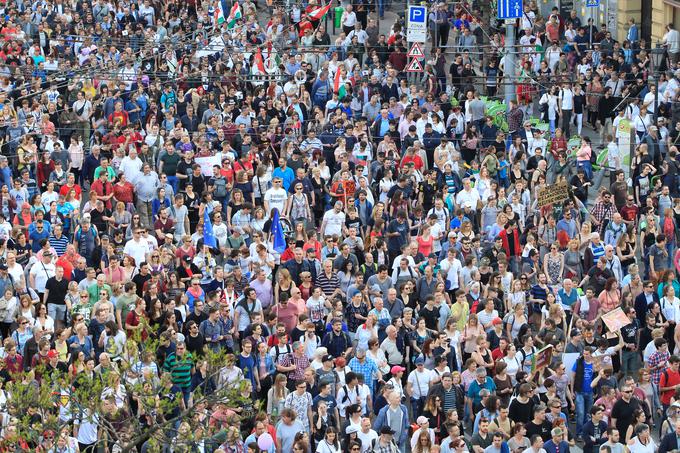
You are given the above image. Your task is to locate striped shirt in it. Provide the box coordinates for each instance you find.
[316,271,340,298]
[163,351,194,389]
[50,234,69,257]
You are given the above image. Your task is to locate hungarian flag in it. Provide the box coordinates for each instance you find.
[334,69,347,100]
[226,2,242,28]
[307,2,332,21]
[214,0,228,25]
[253,49,265,74]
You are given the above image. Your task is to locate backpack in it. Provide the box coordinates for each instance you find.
[274,344,292,364]
[340,385,352,404]
[212,177,227,199]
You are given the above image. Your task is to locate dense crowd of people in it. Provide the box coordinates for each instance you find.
[0,0,679,452]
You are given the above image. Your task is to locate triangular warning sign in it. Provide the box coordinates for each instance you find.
[407,42,425,58]
[405,58,423,72]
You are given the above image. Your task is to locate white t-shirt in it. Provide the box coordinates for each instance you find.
[440,257,462,290]
[322,210,346,237]
[560,88,574,110]
[264,187,288,215]
[627,437,657,453]
[357,429,379,453]
[123,238,148,267]
[30,261,55,293]
[407,368,433,398]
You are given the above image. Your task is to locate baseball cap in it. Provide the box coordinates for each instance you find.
[335,357,346,367]
[414,356,425,365]
[390,365,406,374]
[322,354,333,362]
[491,318,503,326]
[570,328,582,337]
[346,425,360,434]
[380,426,395,435]
[417,416,429,425]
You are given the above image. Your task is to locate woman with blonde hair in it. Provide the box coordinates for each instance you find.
[266,372,290,421]
[563,238,582,281]
[274,268,296,306]
[578,222,592,255]
[460,313,484,363]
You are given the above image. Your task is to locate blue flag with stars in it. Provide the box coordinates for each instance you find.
[272,208,286,253]
[203,208,217,248]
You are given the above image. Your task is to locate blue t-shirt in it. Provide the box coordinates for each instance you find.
[571,360,594,394]
[467,377,497,406]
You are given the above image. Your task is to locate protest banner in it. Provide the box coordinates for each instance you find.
[601,307,631,333]
[537,182,569,208]
[531,345,554,373]
[195,155,222,176]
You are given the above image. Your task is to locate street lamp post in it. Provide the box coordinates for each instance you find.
[650,42,665,125]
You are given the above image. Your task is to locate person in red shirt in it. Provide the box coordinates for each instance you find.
[125,298,149,341]
[4,334,23,376]
[491,337,509,361]
[112,173,135,206]
[660,355,680,413]
[400,147,424,170]
[619,195,639,226]
[55,244,81,281]
[90,172,114,209]
[108,101,129,127]
[58,173,82,200]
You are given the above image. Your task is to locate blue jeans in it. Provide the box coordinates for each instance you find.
[575,392,594,436]
[167,175,178,194]
[577,160,593,181]
[376,0,385,17]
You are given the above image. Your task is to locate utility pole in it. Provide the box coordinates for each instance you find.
[504,20,515,111]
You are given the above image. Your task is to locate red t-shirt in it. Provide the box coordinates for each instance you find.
[59,183,82,200]
[660,368,680,405]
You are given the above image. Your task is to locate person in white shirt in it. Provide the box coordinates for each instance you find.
[263,182,287,220]
[527,130,548,157]
[385,365,405,399]
[321,201,346,238]
[455,179,480,214]
[642,84,659,116]
[539,86,560,135]
[410,416,436,450]
[123,229,149,267]
[627,423,657,453]
[440,248,462,292]
[559,83,574,136]
[357,417,379,453]
[407,357,433,413]
[29,252,56,296]
[660,285,680,324]
[663,24,680,64]
[119,148,144,184]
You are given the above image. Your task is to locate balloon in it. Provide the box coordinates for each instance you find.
[257,433,273,451]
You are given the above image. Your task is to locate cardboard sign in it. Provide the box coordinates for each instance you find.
[195,155,222,176]
[537,181,569,208]
[531,345,554,373]
[601,307,632,333]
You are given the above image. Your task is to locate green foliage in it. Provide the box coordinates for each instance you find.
[2,343,251,452]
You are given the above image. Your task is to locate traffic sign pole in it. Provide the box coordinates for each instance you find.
[505,22,515,112]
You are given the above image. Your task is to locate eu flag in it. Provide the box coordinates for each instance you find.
[203,208,217,248]
[271,208,286,253]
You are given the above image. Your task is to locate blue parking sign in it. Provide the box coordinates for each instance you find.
[408,6,426,23]
[586,0,600,7]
